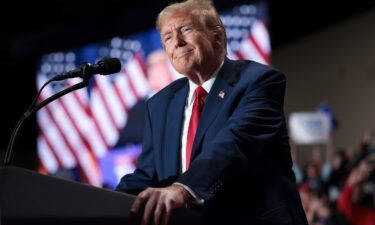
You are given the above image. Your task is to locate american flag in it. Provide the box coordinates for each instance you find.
[223,2,271,64]
[36,2,270,187]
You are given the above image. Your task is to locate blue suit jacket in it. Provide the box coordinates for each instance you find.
[117,58,308,225]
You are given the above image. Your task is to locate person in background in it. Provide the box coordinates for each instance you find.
[114,50,174,148]
[116,0,308,224]
[337,155,375,225]
[290,138,304,185]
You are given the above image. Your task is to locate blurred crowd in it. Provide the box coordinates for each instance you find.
[292,129,375,225]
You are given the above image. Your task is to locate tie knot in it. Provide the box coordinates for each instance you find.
[194,86,207,100]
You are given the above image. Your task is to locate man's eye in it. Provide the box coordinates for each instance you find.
[181,27,191,33]
[164,36,171,43]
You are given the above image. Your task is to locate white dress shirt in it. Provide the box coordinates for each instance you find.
[180,77,216,172]
[174,60,224,204]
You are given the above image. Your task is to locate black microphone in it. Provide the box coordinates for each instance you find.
[52,58,121,81]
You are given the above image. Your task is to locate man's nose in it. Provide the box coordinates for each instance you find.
[173,33,186,48]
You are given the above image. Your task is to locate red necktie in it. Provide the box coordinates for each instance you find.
[186,86,207,170]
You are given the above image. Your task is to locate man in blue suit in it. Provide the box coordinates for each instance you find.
[116,0,308,224]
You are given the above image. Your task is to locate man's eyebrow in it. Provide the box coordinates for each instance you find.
[161,22,195,38]
[161,31,171,39]
[180,22,194,28]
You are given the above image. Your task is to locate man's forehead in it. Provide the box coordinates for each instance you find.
[160,13,195,32]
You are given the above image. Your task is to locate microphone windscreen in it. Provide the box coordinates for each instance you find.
[98,58,121,75]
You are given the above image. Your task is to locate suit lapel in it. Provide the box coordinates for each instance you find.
[190,58,237,161]
[164,81,189,177]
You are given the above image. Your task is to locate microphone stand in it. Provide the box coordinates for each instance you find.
[4,71,91,167]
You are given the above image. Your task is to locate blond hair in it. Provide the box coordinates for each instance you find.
[156,0,227,56]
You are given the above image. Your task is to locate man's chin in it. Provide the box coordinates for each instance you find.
[174,62,193,76]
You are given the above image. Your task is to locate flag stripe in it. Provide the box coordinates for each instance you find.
[91,88,119,146]
[37,135,60,173]
[71,90,111,149]
[125,58,149,98]
[134,53,147,77]
[37,108,76,169]
[248,34,269,64]
[125,71,142,100]
[116,74,138,108]
[248,21,270,64]
[95,76,126,129]
[240,36,268,65]
[37,76,103,183]
[113,76,132,112]
[39,89,101,185]
[92,81,121,131]
[41,101,92,183]
[113,82,130,112]
[60,92,108,157]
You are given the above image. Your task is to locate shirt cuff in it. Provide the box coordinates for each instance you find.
[173,182,204,205]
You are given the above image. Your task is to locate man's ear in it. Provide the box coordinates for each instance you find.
[212,26,225,47]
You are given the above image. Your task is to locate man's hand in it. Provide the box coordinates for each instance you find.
[131,184,193,225]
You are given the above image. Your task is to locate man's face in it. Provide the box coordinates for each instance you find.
[160,11,220,78]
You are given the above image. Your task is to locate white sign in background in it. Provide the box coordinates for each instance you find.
[289,112,331,145]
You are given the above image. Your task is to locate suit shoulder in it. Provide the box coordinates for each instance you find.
[232,60,286,85]
[234,60,284,77]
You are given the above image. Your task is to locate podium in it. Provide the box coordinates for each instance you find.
[0,166,201,225]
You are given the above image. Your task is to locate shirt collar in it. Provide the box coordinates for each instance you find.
[187,60,224,106]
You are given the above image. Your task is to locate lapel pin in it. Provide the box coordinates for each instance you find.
[218,91,225,99]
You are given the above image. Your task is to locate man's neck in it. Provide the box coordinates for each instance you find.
[187,58,224,85]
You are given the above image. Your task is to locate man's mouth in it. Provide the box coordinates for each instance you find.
[175,49,193,59]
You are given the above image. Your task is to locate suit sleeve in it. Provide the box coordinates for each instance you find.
[176,69,288,202]
[116,102,157,195]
